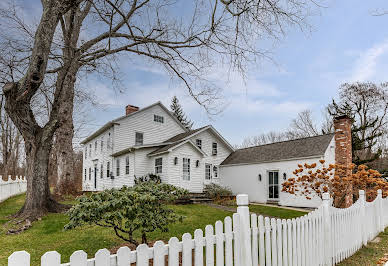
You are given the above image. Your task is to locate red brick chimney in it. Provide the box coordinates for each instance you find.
[125,104,139,115]
[334,115,352,168]
[333,115,353,207]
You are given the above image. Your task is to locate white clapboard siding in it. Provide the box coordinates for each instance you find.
[9,190,388,266]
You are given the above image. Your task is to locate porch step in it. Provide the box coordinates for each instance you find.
[266,200,280,206]
[190,198,212,203]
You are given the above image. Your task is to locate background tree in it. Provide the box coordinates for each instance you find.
[0,0,318,221]
[328,82,388,165]
[170,96,193,130]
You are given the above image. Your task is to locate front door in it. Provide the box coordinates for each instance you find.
[94,164,97,190]
[204,164,212,185]
[268,171,279,200]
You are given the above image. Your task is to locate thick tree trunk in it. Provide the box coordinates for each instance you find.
[53,69,78,196]
[16,133,67,220]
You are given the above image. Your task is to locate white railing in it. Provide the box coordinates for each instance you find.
[7,190,388,266]
[0,176,27,202]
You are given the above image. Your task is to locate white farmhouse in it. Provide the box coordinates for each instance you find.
[81,102,234,192]
[220,115,352,208]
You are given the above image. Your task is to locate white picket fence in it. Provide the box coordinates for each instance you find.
[0,175,27,202]
[8,190,388,266]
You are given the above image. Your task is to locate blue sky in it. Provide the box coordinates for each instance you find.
[17,0,388,146]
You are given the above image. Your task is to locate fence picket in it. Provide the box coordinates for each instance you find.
[233,213,241,266]
[282,219,288,266]
[168,237,180,266]
[224,217,233,266]
[258,215,265,266]
[205,225,214,266]
[70,250,87,266]
[194,229,204,266]
[41,251,60,266]
[215,220,224,266]
[95,248,110,266]
[182,233,192,266]
[117,246,132,266]
[9,251,30,266]
[136,244,149,266]
[250,214,258,266]
[264,217,271,266]
[153,241,166,266]
[277,219,283,266]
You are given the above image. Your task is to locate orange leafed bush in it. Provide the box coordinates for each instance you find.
[282,160,388,208]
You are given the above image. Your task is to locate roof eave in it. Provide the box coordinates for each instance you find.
[220,154,325,167]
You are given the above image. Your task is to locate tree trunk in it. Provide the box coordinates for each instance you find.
[16,132,67,220]
[53,68,78,196]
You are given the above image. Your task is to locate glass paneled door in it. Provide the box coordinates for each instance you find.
[268,171,279,200]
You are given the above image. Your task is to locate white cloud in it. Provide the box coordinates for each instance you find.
[348,39,388,82]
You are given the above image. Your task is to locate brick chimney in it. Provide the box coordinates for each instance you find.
[125,104,139,115]
[333,115,353,207]
[334,115,352,168]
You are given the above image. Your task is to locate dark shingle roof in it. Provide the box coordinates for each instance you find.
[221,133,334,166]
[147,126,209,156]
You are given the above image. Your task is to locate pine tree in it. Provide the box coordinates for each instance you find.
[170,96,194,130]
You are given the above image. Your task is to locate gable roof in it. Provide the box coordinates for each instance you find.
[147,125,234,157]
[80,101,188,144]
[221,133,334,166]
[148,139,207,157]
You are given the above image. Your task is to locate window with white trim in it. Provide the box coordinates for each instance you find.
[84,169,87,180]
[154,114,164,123]
[85,147,87,159]
[95,141,98,153]
[116,159,120,176]
[101,138,104,152]
[196,139,202,149]
[212,142,218,155]
[183,158,190,180]
[107,161,110,177]
[155,158,163,174]
[205,164,212,180]
[100,164,103,178]
[88,167,91,180]
[89,144,92,157]
[135,132,143,145]
[107,133,111,149]
[125,156,130,175]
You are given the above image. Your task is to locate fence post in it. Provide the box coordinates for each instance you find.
[322,192,332,266]
[237,194,253,266]
[377,189,383,232]
[359,190,367,246]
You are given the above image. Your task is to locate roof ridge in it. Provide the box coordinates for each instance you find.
[237,133,334,151]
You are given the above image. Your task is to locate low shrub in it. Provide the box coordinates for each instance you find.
[134,173,162,184]
[65,182,188,245]
[203,183,233,200]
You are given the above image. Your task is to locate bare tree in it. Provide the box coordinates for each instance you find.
[328,82,388,165]
[1,0,318,220]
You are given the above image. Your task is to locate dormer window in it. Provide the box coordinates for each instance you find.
[196,139,202,149]
[135,132,143,145]
[154,115,164,123]
[212,142,218,155]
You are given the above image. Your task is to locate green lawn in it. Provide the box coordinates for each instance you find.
[0,195,307,266]
[0,194,232,266]
[248,204,307,219]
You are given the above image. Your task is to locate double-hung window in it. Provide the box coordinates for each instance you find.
[89,144,92,157]
[135,132,143,145]
[213,166,218,178]
[212,142,218,155]
[196,139,202,149]
[84,169,87,180]
[95,141,98,154]
[85,147,87,159]
[205,164,212,180]
[101,139,104,152]
[107,162,110,178]
[183,158,190,180]
[100,164,103,178]
[88,168,91,180]
[155,158,163,174]
[116,159,120,177]
[125,156,130,175]
[154,115,164,123]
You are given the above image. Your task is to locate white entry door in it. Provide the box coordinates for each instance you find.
[268,171,279,200]
[204,164,212,185]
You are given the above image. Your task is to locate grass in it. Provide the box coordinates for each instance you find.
[0,194,307,265]
[338,228,388,265]
[0,194,232,266]
[248,204,307,219]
